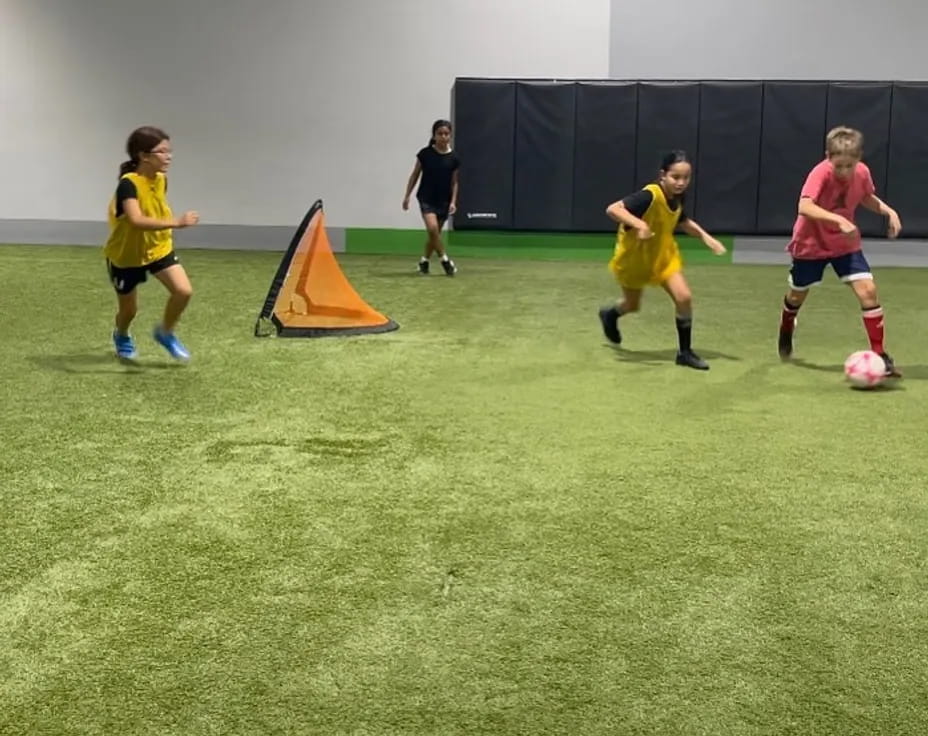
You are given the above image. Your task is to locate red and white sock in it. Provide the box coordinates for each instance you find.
[780,297,801,331]
[862,306,885,354]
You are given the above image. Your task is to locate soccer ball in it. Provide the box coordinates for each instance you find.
[844,350,886,389]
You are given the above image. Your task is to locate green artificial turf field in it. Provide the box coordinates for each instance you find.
[2,244,926,735]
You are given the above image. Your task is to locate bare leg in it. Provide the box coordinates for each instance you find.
[115,290,138,334]
[153,264,193,333]
[662,272,707,369]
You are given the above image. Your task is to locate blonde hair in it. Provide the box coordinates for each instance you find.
[826,126,863,158]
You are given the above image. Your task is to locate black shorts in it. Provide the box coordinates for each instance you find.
[418,200,450,226]
[107,251,179,295]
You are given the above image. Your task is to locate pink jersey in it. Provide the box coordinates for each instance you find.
[787,159,875,259]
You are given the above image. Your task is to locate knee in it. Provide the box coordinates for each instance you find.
[785,289,807,308]
[673,288,693,312]
[855,281,878,305]
[173,284,193,301]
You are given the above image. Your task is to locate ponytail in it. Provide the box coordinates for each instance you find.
[118,159,137,177]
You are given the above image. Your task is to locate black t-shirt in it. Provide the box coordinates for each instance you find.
[416,146,460,206]
[621,188,687,222]
[113,176,167,217]
[114,178,138,218]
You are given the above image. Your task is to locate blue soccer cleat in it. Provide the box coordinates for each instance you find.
[113,330,138,361]
[153,325,190,362]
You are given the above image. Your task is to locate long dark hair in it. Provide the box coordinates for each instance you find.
[659,149,691,174]
[429,119,452,146]
[119,126,169,177]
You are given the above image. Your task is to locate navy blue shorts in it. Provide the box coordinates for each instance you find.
[788,251,873,291]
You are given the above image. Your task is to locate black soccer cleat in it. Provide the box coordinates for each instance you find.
[441,258,457,276]
[778,327,793,361]
[417,259,429,275]
[598,307,621,344]
[880,352,902,378]
[676,349,709,370]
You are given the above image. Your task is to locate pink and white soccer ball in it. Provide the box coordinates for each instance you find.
[844,350,886,388]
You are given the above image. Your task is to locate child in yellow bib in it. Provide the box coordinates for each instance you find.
[104,126,200,362]
[599,150,727,370]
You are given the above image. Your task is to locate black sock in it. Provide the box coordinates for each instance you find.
[675,315,692,352]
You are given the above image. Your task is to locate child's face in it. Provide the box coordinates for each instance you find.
[141,140,173,173]
[829,153,859,181]
[433,126,452,148]
[660,161,692,196]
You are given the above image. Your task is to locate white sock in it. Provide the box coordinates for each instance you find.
[441,254,450,262]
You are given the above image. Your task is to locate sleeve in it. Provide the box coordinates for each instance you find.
[116,177,138,203]
[799,163,828,202]
[861,164,875,196]
[620,189,654,218]
[114,177,138,218]
[416,147,428,165]
[452,154,461,171]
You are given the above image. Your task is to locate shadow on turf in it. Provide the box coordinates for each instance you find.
[790,357,928,381]
[609,346,742,364]
[29,352,183,374]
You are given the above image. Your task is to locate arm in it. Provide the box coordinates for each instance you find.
[797,196,852,227]
[605,200,653,238]
[679,218,726,255]
[861,193,902,237]
[795,164,857,235]
[449,169,459,214]
[402,160,422,210]
[123,198,197,230]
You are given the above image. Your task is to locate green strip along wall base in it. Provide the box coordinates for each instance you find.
[345,228,734,264]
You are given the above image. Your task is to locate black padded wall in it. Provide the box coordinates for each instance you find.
[451,79,516,230]
[512,81,576,230]
[452,77,920,236]
[887,83,928,237]
[571,81,638,231]
[694,82,763,233]
[756,82,829,234]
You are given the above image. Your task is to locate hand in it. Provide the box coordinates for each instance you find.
[449,202,457,215]
[402,197,410,211]
[837,217,857,237]
[705,236,727,255]
[175,211,199,228]
[887,209,902,239]
[636,224,654,240]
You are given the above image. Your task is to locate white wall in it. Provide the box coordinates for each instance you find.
[0,0,610,228]
[610,0,928,80]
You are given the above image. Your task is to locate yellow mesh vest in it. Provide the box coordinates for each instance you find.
[103,172,174,267]
[608,183,684,288]
[617,183,682,252]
